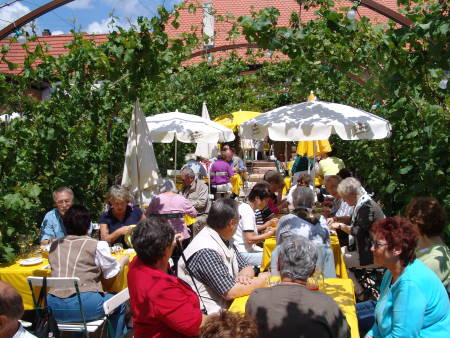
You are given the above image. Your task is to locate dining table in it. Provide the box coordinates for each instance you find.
[0,249,135,310]
[261,234,348,279]
[229,277,359,338]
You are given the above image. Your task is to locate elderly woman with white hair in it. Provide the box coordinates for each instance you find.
[146,178,197,242]
[246,235,350,338]
[329,177,384,297]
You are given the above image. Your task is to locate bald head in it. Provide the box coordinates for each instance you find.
[0,281,24,320]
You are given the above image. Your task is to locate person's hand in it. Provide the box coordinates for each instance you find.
[269,218,279,226]
[174,233,184,243]
[120,226,132,235]
[326,217,336,226]
[119,254,130,266]
[328,222,340,231]
[235,275,252,285]
[266,227,276,237]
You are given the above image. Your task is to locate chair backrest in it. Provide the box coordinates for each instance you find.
[103,288,129,316]
[27,276,80,288]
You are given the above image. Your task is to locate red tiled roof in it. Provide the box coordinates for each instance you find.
[0,34,108,75]
[0,1,401,75]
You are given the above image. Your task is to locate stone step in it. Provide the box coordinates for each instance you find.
[252,167,277,175]
[248,161,276,168]
[248,174,265,182]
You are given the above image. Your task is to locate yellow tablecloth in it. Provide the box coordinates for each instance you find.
[282,177,291,196]
[229,278,359,338]
[331,235,348,279]
[260,235,348,279]
[0,251,135,310]
[230,173,243,195]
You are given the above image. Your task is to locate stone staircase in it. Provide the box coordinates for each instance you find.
[246,160,278,183]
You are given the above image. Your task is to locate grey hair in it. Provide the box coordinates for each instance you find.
[207,198,239,229]
[52,187,74,201]
[181,167,195,178]
[279,235,317,281]
[337,177,363,198]
[292,186,315,209]
[184,153,197,162]
[105,185,132,203]
[159,178,178,193]
[324,175,341,186]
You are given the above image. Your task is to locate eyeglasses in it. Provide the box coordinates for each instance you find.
[371,240,388,248]
[56,199,72,205]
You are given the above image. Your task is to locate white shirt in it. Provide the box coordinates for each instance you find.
[95,241,121,279]
[13,324,37,338]
[233,202,263,253]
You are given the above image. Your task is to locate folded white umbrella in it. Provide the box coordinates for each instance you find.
[240,101,391,141]
[146,110,235,144]
[122,100,162,206]
[195,102,219,159]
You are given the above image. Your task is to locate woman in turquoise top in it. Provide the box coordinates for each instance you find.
[367,216,450,338]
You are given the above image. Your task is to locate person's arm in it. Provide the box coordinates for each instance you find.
[40,213,56,245]
[156,283,203,336]
[224,275,267,300]
[99,223,131,245]
[329,222,351,235]
[95,241,129,279]
[244,229,275,246]
[191,182,209,211]
[183,198,197,218]
[257,218,278,232]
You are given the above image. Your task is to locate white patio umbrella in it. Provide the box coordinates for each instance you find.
[195,102,219,159]
[122,100,162,206]
[240,100,391,182]
[146,110,235,178]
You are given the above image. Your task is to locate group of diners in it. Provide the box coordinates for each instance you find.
[23,146,449,338]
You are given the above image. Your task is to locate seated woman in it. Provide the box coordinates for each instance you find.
[127,217,205,338]
[365,216,450,337]
[286,173,316,210]
[405,197,449,295]
[146,178,197,243]
[259,171,288,222]
[246,235,350,338]
[47,205,129,337]
[270,208,335,278]
[99,185,144,248]
[329,177,384,297]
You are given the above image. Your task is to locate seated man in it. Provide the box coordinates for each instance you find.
[246,236,350,338]
[233,182,277,266]
[178,198,268,314]
[0,281,36,338]
[210,154,234,199]
[222,145,246,198]
[180,167,211,237]
[260,170,288,222]
[40,187,74,245]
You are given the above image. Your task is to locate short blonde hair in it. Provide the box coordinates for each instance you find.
[106,185,132,203]
[337,177,363,198]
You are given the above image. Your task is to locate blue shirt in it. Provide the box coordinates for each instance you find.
[182,160,207,178]
[368,259,450,338]
[99,205,143,247]
[40,208,65,241]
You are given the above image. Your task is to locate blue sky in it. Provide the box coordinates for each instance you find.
[0,0,182,35]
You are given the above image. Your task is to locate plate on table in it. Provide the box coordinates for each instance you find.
[19,257,43,266]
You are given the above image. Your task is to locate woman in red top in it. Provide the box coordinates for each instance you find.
[128,218,205,337]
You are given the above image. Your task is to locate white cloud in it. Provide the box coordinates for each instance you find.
[103,0,148,17]
[51,30,65,35]
[86,17,131,34]
[0,2,30,30]
[66,0,94,9]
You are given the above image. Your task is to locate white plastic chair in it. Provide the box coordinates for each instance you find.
[103,288,130,337]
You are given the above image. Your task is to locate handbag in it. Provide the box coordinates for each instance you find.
[32,277,60,338]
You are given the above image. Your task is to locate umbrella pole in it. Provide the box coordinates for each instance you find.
[284,142,288,175]
[312,141,317,188]
[174,138,178,182]
[134,105,143,208]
